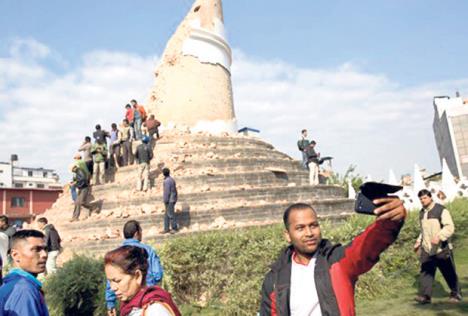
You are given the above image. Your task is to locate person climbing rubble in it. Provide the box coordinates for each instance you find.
[131,100,147,140]
[119,119,134,166]
[135,136,153,192]
[109,123,121,169]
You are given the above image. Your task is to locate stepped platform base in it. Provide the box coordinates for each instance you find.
[44,131,354,259]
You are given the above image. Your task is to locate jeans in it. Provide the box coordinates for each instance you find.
[164,202,178,231]
[134,118,142,140]
[302,151,309,170]
[71,185,77,202]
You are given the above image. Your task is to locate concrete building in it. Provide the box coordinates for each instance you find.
[0,157,61,189]
[433,95,468,178]
[0,187,62,223]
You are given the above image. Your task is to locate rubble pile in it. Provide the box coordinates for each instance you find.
[42,130,352,256]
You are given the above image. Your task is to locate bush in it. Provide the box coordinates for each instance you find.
[44,255,107,316]
[158,198,468,315]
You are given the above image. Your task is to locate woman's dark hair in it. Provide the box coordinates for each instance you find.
[104,246,149,285]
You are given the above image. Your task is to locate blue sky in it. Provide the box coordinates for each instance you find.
[2,0,468,84]
[1,0,468,181]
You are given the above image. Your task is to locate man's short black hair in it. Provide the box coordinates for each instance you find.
[310,140,316,145]
[95,124,101,130]
[418,189,432,198]
[11,230,45,249]
[85,136,91,142]
[125,104,131,109]
[130,99,137,104]
[111,123,117,129]
[37,217,48,224]
[0,215,8,224]
[123,220,141,239]
[301,129,307,134]
[162,168,170,177]
[283,203,316,229]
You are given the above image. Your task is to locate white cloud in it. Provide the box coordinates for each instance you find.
[0,38,466,182]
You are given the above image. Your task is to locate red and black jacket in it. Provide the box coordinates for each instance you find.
[260,219,403,316]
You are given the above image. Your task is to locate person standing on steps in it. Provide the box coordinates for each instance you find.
[297,129,310,170]
[161,168,178,234]
[135,136,153,192]
[70,164,95,222]
[91,139,108,185]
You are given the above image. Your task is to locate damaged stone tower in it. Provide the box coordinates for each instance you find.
[42,0,352,258]
[147,0,237,133]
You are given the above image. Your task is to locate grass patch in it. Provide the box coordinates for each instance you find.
[159,199,468,315]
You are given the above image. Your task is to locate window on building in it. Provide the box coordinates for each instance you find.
[14,183,23,188]
[28,171,33,177]
[43,171,48,177]
[37,183,45,188]
[11,197,25,208]
[0,183,3,187]
[0,170,3,173]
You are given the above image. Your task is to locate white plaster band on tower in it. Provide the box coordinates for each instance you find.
[162,118,238,135]
[182,18,232,72]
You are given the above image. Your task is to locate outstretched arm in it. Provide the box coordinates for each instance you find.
[338,198,406,280]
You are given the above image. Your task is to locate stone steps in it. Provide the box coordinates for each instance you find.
[95,185,346,210]
[96,170,310,193]
[58,197,353,234]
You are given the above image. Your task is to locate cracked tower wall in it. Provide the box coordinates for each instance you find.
[147,0,237,134]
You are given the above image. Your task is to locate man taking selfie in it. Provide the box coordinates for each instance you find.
[260,196,406,315]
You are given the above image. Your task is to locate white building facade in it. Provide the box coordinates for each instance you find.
[0,160,60,189]
[433,95,468,179]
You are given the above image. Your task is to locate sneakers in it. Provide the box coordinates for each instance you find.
[159,230,170,235]
[414,295,431,304]
[69,218,79,223]
[448,294,462,303]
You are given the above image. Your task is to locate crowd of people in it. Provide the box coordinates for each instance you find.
[69,100,174,226]
[0,189,461,315]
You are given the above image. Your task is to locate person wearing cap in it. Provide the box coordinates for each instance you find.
[69,164,94,221]
[135,136,153,192]
[70,153,89,202]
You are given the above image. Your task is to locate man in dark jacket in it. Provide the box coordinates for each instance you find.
[135,136,153,192]
[0,216,16,239]
[297,129,310,170]
[161,168,178,234]
[260,199,406,316]
[0,230,49,315]
[70,164,94,221]
[37,217,61,275]
[0,216,17,254]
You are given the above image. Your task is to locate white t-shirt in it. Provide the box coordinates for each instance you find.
[128,302,173,316]
[290,253,322,316]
